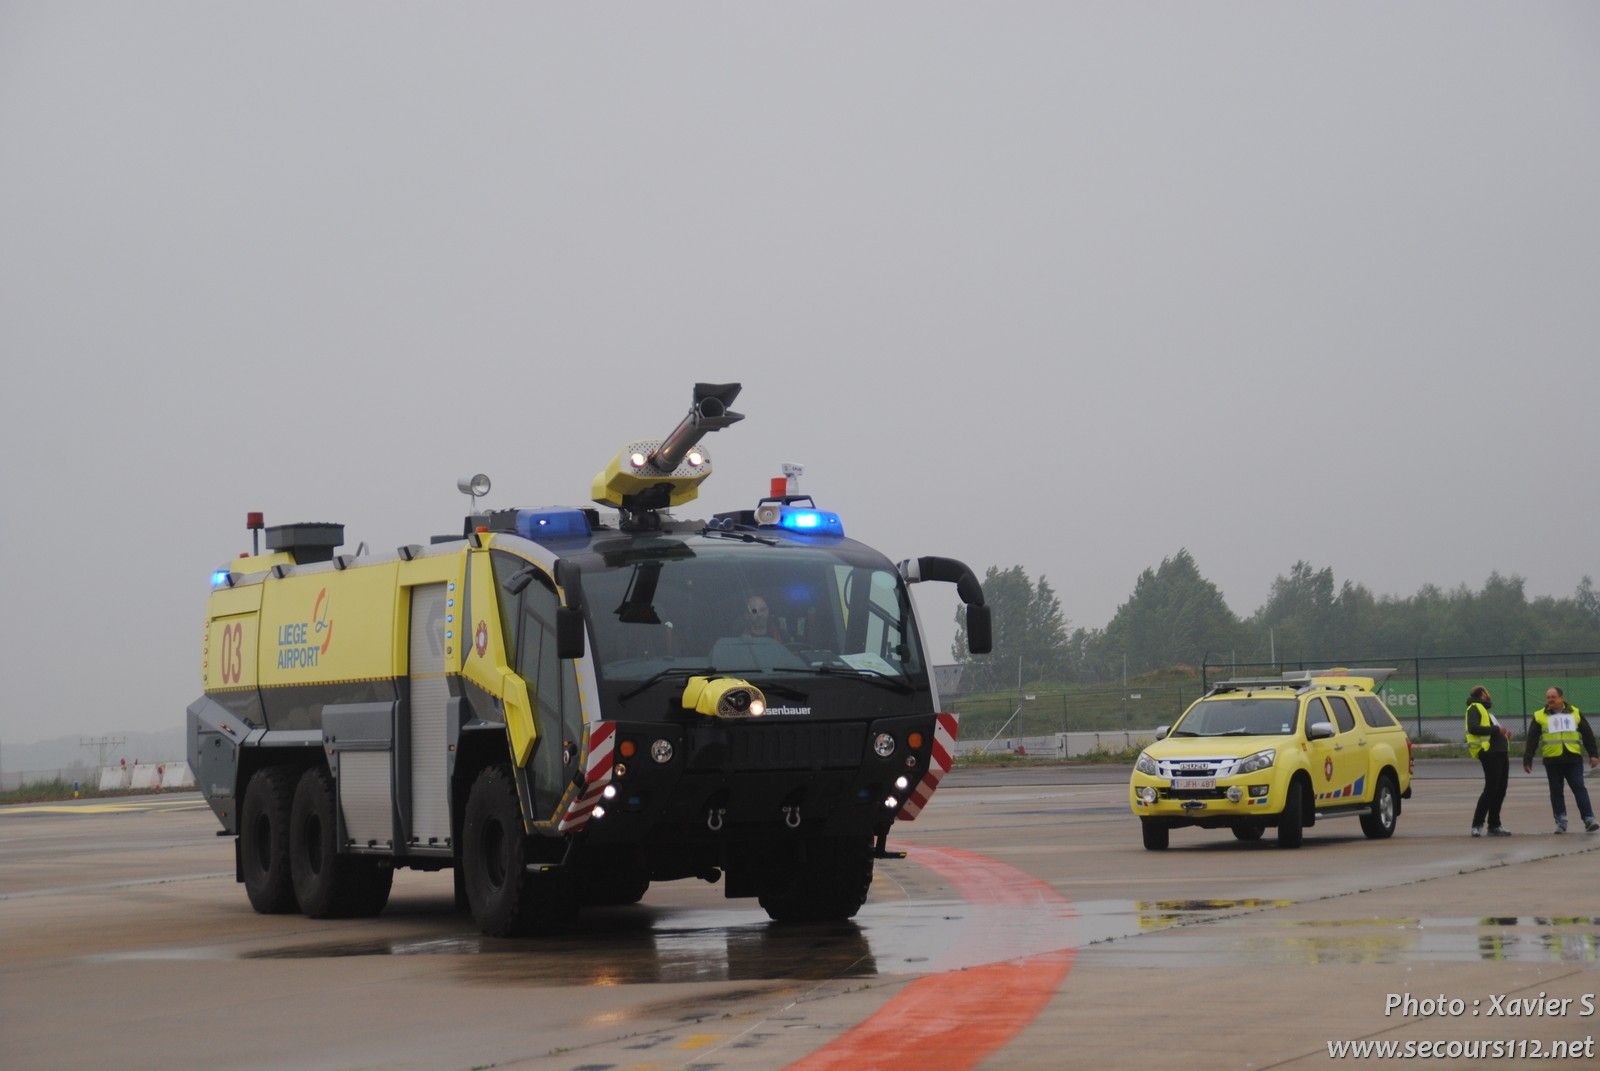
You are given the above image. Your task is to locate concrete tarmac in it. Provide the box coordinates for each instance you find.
[2,766,1596,1070]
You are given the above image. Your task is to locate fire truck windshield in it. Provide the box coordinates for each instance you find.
[577,541,926,690]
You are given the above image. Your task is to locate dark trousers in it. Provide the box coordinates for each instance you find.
[1542,755,1594,824]
[1473,751,1508,829]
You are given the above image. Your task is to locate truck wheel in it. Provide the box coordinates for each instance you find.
[1231,822,1264,842]
[759,836,873,923]
[1360,774,1399,839]
[1141,818,1169,850]
[462,766,576,936]
[240,767,298,914]
[1277,781,1305,849]
[290,766,363,918]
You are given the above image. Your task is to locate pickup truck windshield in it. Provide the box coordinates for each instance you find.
[578,542,925,687]
[1174,698,1300,737]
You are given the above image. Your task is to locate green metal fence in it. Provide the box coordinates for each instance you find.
[946,652,1600,749]
[1201,652,1600,738]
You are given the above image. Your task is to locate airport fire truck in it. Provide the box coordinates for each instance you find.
[189,384,991,935]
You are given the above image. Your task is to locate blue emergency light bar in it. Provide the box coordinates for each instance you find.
[515,507,592,542]
[777,507,844,537]
[211,568,232,588]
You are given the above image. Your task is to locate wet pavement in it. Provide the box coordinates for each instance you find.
[3,771,1599,1069]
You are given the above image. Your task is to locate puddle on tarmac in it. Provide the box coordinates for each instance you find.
[1083,914,1600,967]
[85,896,1600,981]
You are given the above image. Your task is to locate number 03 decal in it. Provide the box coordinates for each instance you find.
[219,622,246,684]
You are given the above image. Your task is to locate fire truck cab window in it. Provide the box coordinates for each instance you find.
[579,542,925,687]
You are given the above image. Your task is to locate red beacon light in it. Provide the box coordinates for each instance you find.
[246,511,265,555]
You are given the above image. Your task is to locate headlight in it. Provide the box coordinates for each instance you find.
[1135,752,1160,776]
[1233,749,1276,776]
[650,739,674,764]
[873,732,896,758]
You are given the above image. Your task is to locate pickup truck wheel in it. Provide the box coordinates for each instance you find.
[1277,782,1305,849]
[1231,822,1265,842]
[1360,774,1399,839]
[1141,818,1169,850]
[240,767,298,914]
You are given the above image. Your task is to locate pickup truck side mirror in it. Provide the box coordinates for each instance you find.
[1307,721,1336,740]
[1154,725,1170,741]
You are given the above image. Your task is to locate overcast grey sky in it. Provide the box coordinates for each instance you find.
[2,3,1596,746]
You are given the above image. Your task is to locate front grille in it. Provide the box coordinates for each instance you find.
[690,721,865,771]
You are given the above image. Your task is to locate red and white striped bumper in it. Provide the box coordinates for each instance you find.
[896,712,958,821]
[557,721,616,833]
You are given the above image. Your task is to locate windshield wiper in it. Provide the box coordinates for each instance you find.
[618,666,714,703]
[792,664,914,694]
[699,527,779,546]
[1205,729,1257,736]
[1171,730,1201,737]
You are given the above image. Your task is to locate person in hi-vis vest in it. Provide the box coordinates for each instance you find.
[1464,685,1512,837]
[1521,685,1599,834]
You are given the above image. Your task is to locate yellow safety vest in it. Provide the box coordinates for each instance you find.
[1533,705,1583,759]
[1464,702,1496,758]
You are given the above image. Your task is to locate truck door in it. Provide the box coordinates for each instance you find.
[1324,695,1371,801]
[408,582,452,848]
[491,552,583,821]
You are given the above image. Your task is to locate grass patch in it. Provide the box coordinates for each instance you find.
[0,778,189,805]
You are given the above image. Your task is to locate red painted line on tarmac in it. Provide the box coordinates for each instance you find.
[784,845,1075,1071]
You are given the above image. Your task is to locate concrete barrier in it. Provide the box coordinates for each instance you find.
[129,764,162,790]
[160,761,195,788]
[98,766,131,791]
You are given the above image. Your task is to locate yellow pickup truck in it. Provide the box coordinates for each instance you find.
[1130,669,1413,850]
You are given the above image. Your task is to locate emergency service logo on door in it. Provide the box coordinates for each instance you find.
[475,620,488,658]
[1324,757,1335,782]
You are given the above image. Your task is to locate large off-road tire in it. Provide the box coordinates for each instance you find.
[1232,822,1265,842]
[461,766,575,937]
[1360,773,1399,840]
[1141,818,1170,850]
[290,766,364,918]
[1277,781,1305,849]
[240,767,298,914]
[758,836,874,923]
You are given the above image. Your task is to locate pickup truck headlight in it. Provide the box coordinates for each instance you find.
[1233,749,1276,776]
[1135,752,1160,777]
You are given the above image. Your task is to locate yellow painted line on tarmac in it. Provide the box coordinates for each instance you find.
[0,798,209,817]
[676,1034,725,1051]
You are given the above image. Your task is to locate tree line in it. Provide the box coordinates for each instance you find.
[951,553,1600,691]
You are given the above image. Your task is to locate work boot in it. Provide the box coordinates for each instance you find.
[1554,820,1568,834]
[1487,827,1512,837]
[1585,818,1599,833]
[1470,826,1483,837]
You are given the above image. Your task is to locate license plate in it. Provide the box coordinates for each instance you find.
[1172,777,1215,790]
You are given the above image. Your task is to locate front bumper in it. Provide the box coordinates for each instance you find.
[567,714,934,843]
[1129,768,1287,821]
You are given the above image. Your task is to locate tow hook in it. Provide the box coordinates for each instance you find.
[706,807,725,832]
[781,804,801,829]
